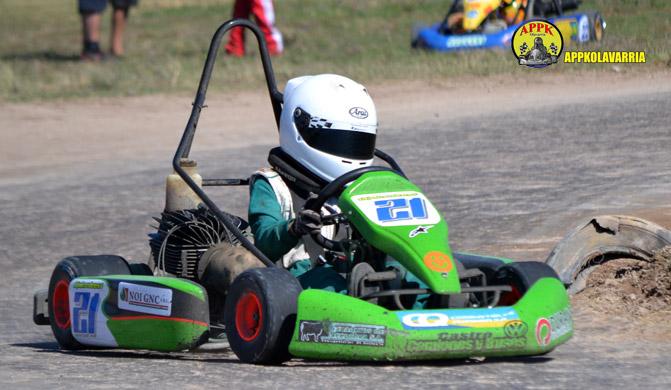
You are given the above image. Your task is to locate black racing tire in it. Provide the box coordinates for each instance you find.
[453,252,509,282]
[224,267,302,365]
[588,11,605,42]
[48,255,131,350]
[494,262,560,306]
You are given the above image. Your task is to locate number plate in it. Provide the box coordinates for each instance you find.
[351,191,441,227]
[69,278,117,347]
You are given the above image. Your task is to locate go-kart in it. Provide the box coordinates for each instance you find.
[33,19,572,363]
[412,0,605,52]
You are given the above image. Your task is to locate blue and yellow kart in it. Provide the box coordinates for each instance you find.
[412,0,605,52]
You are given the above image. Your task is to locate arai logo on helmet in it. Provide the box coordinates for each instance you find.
[349,107,368,119]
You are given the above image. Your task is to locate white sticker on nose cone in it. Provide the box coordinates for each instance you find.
[69,278,117,347]
[351,191,441,227]
[118,282,172,317]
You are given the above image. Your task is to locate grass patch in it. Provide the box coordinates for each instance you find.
[0,0,669,101]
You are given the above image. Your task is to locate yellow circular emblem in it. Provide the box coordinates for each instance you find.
[511,19,564,68]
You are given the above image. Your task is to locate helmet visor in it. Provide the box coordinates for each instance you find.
[294,108,376,160]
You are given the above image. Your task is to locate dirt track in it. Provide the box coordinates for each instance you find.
[1,71,670,388]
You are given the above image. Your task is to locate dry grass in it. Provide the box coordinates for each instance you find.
[0,0,668,101]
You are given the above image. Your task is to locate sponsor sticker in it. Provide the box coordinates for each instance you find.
[409,225,433,238]
[351,191,441,227]
[577,14,590,42]
[299,321,386,347]
[72,280,104,290]
[535,318,552,346]
[548,308,572,341]
[406,330,527,354]
[503,320,529,338]
[536,308,572,346]
[118,282,172,317]
[446,34,487,48]
[423,251,453,273]
[398,307,519,330]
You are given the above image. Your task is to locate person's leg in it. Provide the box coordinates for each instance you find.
[110,0,137,56]
[82,12,102,46]
[110,7,128,56]
[250,0,283,55]
[225,0,252,57]
[79,0,107,60]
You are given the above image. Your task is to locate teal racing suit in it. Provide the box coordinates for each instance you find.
[248,176,347,292]
[248,175,429,307]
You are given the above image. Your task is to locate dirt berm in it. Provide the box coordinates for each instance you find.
[573,246,671,342]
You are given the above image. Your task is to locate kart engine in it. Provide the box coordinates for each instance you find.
[149,208,248,280]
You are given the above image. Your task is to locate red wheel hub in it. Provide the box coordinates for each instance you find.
[499,284,523,306]
[235,291,263,342]
[53,280,71,330]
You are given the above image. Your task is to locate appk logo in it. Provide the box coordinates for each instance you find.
[512,19,564,68]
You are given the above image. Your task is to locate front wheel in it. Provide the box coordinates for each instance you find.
[224,267,302,364]
[47,255,130,349]
[494,261,561,306]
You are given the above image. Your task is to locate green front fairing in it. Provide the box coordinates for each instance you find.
[289,277,572,361]
[339,171,460,294]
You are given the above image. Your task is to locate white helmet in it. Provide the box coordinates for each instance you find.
[279,74,378,182]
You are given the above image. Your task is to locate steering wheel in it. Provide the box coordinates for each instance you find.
[303,166,401,251]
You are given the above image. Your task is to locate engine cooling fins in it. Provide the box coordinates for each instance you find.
[149,208,249,280]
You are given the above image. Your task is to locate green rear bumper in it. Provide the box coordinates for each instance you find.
[69,275,209,352]
[289,277,572,361]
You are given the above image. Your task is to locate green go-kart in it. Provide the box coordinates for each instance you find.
[33,19,572,363]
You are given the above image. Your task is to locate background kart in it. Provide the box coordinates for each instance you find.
[412,0,606,52]
[33,19,573,364]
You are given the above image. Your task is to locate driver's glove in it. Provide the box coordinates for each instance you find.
[289,209,323,237]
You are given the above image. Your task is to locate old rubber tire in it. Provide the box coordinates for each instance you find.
[546,215,671,292]
[48,255,130,350]
[224,267,302,364]
[494,262,561,306]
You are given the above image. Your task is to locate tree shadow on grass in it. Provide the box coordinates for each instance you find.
[1,51,81,62]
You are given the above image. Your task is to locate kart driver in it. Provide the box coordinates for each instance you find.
[445,0,527,32]
[198,74,427,309]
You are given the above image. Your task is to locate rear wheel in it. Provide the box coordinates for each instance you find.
[48,255,130,349]
[224,267,302,364]
[586,11,606,42]
[494,262,561,306]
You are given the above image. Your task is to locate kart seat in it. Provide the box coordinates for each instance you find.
[266,147,327,197]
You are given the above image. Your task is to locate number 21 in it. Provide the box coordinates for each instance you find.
[72,291,100,335]
[374,197,428,222]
